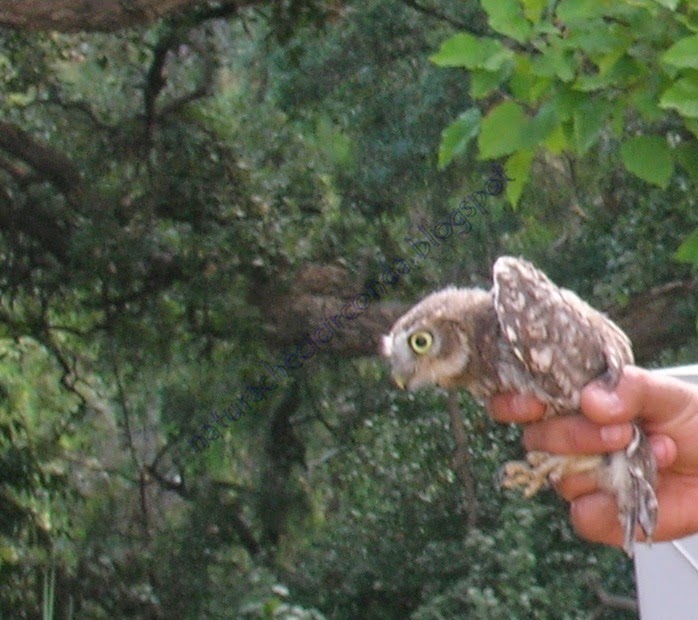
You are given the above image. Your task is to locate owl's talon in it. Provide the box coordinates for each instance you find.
[499,454,558,497]
[500,451,599,497]
[381,256,658,558]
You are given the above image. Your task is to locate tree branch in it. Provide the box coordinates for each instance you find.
[0,0,230,32]
[585,574,638,614]
[0,191,72,263]
[446,391,478,529]
[144,29,181,135]
[43,91,118,133]
[399,0,473,30]
[158,68,215,120]
[0,122,82,202]
[613,279,696,364]
[255,264,696,363]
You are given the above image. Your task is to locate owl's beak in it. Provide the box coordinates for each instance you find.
[379,334,393,358]
[381,335,407,388]
[390,373,407,390]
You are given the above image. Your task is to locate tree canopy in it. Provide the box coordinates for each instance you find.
[0,0,695,618]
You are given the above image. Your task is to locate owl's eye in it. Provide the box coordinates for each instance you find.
[408,331,433,355]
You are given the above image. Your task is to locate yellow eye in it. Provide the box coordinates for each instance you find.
[408,331,433,355]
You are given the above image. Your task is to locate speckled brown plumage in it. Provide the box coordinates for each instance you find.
[380,256,657,556]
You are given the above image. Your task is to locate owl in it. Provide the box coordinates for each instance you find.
[380,256,657,557]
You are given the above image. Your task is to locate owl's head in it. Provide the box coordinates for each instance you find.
[380,287,492,391]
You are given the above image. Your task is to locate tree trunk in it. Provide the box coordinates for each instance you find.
[446,392,478,529]
[0,0,210,32]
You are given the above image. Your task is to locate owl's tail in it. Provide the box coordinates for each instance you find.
[612,425,658,557]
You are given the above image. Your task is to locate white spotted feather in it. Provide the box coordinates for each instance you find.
[381,256,657,556]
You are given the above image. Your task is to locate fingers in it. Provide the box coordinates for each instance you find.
[570,493,625,548]
[488,366,698,552]
[570,476,698,547]
[520,418,677,463]
[522,416,633,454]
[487,392,547,423]
[550,435,677,502]
[649,434,678,469]
[580,365,696,426]
[491,364,698,430]
[489,365,694,453]
[553,472,598,502]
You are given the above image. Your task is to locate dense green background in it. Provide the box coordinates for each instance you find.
[0,0,697,618]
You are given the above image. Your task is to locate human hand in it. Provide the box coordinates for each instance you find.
[487,365,698,548]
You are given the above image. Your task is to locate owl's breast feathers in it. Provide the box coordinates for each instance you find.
[382,256,654,555]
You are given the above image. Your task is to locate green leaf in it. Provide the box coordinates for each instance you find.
[611,99,626,137]
[662,35,698,69]
[520,0,546,24]
[6,89,36,107]
[676,12,698,33]
[573,98,612,154]
[675,228,698,265]
[438,109,482,169]
[470,69,508,99]
[478,102,528,159]
[556,0,610,24]
[654,0,679,11]
[481,0,532,42]
[315,116,354,167]
[576,52,646,94]
[620,135,673,187]
[630,86,664,122]
[552,86,587,121]
[595,47,627,76]
[573,72,613,92]
[544,124,568,153]
[430,34,510,69]
[605,56,645,86]
[563,25,625,56]
[505,149,534,206]
[522,102,558,147]
[510,56,553,103]
[530,44,576,82]
[675,141,698,182]
[688,120,698,138]
[659,76,698,118]
[483,47,517,72]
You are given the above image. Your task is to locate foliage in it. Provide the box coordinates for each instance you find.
[0,0,695,618]
[433,0,698,202]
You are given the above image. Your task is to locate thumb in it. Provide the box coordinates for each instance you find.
[580,365,697,426]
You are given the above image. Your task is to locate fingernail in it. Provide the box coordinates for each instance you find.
[510,394,538,419]
[652,439,667,464]
[649,435,671,466]
[600,424,627,445]
[596,369,617,389]
[510,394,529,415]
[594,390,625,418]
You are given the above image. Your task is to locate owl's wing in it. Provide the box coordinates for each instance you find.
[492,256,633,402]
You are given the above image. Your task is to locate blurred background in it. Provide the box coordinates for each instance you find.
[0,0,697,617]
